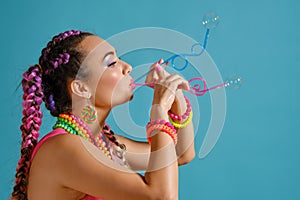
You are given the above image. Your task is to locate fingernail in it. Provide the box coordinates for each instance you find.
[155,65,161,72]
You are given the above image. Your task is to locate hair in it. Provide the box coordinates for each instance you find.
[10,64,44,200]
[11,30,124,200]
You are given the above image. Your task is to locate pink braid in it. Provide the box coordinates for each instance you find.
[11,64,44,200]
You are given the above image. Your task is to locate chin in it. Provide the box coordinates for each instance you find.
[123,93,134,103]
[112,94,134,107]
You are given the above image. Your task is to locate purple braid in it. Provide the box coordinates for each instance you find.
[11,64,43,200]
[40,30,81,71]
[46,53,70,74]
[41,30,81,113]
[45,94,56,112]
[39,30,93,116]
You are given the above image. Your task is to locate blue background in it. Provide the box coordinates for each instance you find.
[1,0,300,199]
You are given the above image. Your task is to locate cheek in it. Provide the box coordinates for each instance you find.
[102,71,120,89]
[95,70,121,102]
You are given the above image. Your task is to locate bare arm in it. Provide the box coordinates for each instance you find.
[170,90,195,164]
[115,90,195,170]
[139,59,195,168]
[46,126,177,200]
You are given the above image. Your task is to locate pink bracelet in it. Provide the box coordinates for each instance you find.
[147,124,177,144]
[146,120,177,144]
[168,96,191,121]
[146,119,176,133]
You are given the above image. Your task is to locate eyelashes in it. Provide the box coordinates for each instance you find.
[107,57,122,67]
[108,61,117,67]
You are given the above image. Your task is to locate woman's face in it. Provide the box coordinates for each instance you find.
[78,35,134,108]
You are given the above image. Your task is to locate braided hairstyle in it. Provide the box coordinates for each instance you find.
[11,65,43,200]
[11,30,125,199]
[39,30,93,116]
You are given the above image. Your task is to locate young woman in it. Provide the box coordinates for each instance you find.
[11,30,195,200]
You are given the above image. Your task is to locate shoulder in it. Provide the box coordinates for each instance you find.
[32,132,97,165]
[29,131,155,199]
[30,133,109,183]
[31,131,131,175]
[31,133,83,170]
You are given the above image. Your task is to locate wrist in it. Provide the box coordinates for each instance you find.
[168,95,192,127]
[150,104,169,121]
[146,119,177,144]
[170,90,187,115]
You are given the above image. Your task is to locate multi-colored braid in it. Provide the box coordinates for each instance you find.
[39,30,84,115]
[47,53,70,74]
[102,124,126,150]
[11,64,43,200]
[40,30,81,70]
[11,30,92,199]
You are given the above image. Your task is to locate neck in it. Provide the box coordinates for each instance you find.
[72,105,111,138]
[92,106,111,136]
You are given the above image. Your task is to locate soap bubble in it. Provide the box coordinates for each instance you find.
[202,12,220,29]
[224,74,242,90]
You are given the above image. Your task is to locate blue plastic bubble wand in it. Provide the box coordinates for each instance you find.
[133,29,210,84]
[133,11,220,84]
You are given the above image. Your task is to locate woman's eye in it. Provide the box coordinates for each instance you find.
[108,61,117,67]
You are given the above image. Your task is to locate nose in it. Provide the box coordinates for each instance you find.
[121,60,132,75]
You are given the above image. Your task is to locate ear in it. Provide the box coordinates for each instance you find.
[70,79,91,99]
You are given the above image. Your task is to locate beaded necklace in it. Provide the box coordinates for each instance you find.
[53,113,112,159]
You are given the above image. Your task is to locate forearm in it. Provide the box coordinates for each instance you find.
[170,90,195,164]
[144,132,178,199]
[144,105,178,199]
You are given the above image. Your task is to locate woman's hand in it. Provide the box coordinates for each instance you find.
[151,64,190,113]
[145,59,170,88]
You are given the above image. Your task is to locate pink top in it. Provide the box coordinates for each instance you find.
[30,128,102,200]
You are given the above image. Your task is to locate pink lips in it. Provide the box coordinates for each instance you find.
[130,79,136,89]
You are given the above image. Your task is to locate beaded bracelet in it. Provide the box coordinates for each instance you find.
[146,120,177,144]
[169,111,193,129]
[168,96,191,121]
[146,119,176,132]
[147,124,177,144]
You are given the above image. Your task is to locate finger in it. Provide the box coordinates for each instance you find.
[178,79,190,91]
[165,75,190,90]
[158,58,164,65]
[169,77,190,91]
[165,74,182,82]
[145,68,158,82]
[148,59,165,82]
[149,62,157,71]
[146,60,161,83]
[149,59,164,70]
[155,63,165,80]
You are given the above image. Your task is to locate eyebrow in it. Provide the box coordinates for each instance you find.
[102,51,115,61]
